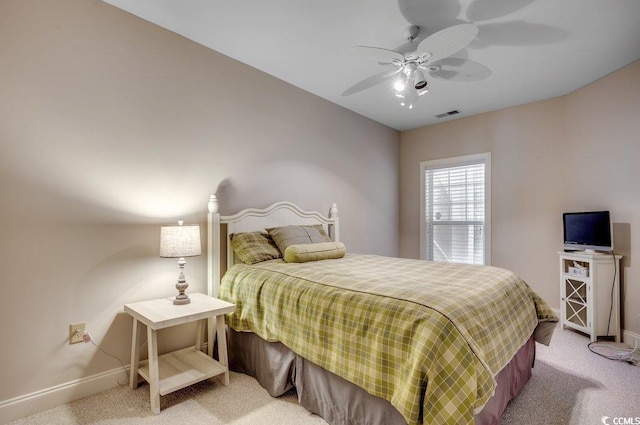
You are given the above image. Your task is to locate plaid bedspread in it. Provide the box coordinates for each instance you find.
[219,254,557,425]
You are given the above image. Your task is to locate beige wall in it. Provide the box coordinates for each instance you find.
[0,0,399,417]
[400,60,640,337]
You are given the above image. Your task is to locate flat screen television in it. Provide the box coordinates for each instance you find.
[563,210,613,252]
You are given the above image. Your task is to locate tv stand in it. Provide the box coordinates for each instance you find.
[558,251,621,342]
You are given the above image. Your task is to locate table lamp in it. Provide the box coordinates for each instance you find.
[160,220,201,305]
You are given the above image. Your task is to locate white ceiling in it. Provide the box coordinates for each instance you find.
[101,0,640,131]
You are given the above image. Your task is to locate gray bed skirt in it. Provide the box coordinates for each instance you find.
[227,328,537,425]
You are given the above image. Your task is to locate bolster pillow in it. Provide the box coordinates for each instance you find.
[284,242,346,263]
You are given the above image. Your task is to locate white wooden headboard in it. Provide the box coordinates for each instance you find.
[207,194,339,297]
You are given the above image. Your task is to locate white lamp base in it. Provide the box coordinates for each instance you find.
[173,294,190,305]
[174,263,191,305]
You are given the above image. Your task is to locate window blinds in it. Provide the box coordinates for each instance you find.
[424,161,485,265]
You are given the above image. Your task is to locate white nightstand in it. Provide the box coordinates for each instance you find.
[124,293,236,414]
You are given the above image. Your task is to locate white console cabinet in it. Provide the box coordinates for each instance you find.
[559,251,621,342]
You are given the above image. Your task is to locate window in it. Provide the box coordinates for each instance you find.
[420,153,491,265]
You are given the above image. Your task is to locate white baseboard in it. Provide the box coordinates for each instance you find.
[0,341,211,424]
[623,329,640,347]
[0,367,128,424]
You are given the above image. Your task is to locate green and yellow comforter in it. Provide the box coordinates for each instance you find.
[219,254,557,425]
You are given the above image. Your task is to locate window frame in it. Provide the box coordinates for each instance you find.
[420,152,491,265]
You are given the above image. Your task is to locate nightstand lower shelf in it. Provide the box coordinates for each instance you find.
[138,347,227,396]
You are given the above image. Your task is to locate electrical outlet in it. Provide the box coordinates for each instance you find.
[69,322,86,344]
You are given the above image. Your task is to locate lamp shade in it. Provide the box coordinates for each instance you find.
[159,224,201,258]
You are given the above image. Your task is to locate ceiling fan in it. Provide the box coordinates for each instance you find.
[342,23,491,108]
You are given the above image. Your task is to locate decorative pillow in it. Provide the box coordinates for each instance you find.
[310,224,331,241]
[230,231,282,264]
[284,242,346,263]
[267,225,331,254]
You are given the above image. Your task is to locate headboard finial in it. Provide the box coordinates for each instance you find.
[330,203,339,218]
[208,194,219,213]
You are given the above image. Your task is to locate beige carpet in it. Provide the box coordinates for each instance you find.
[500,327,640,425]
[8,372,326,425]
[8,326,640,425]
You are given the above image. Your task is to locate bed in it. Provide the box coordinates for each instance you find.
[206,195,557,425]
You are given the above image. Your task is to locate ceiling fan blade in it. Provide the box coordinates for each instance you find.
[352,46,405,63]
[466,0,536,22]
[427,58,491,81]
[398,0,461,28]
[416,24,479,64]
[341,69,401,97]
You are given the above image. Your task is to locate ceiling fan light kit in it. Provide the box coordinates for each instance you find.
[343,23,490,109]
[413,70,427,89]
